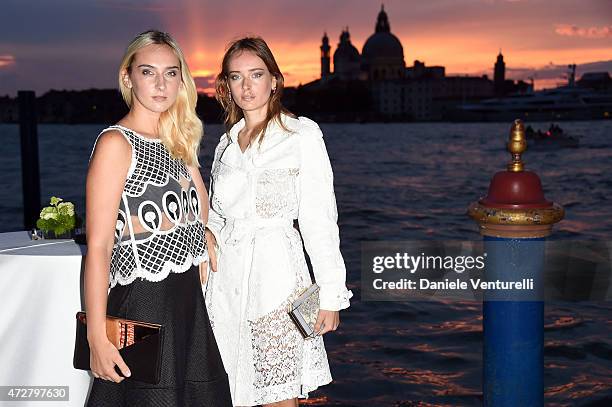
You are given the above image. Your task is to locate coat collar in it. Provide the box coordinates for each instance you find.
[227,118,245,143]
[228,113,296,142]
[219,114,297,169]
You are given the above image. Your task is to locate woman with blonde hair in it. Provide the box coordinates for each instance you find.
[84,30,231,405]
[204,36,352,406]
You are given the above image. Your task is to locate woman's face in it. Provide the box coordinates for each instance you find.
[226,51,277,114]
[123,44,181,113]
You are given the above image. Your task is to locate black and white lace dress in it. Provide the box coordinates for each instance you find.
[86,125,232,406]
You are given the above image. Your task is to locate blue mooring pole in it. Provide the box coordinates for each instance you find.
[468,120,564,406]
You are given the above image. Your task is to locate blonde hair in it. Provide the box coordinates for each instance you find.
[119,30,202,167]
[215,36,295,146]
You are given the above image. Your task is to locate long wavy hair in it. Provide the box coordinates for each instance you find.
[215,37,294,146]
[119,30,202,167]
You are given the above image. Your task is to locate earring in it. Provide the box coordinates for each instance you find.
[228,92,232,102]
[272,87,276,94]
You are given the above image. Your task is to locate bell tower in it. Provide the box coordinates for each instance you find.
[321,32,331,78]
[494,50,506,96]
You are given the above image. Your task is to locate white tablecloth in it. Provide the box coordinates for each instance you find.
[0,231,91,406]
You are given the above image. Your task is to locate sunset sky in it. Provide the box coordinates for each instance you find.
[1,0,611,96]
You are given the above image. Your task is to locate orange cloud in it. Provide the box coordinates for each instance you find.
[0,55,16,68]
[192,69,214,77]
[555,24,612,39]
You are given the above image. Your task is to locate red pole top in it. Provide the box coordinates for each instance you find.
[481,119,551,209]
[468,119,564,238]
[480,171,551,209]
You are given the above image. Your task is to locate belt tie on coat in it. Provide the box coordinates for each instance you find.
[220,217,297,325]
[223,217,294,246]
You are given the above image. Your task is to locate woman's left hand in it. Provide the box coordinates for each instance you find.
[314,309,340,335]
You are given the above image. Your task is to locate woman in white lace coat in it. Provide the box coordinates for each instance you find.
[203,37,352,406]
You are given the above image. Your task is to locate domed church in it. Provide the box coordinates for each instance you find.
[322,5,406,81]
[312,4,494,120]
[362,5,405,80]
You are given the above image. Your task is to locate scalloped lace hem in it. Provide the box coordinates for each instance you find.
[110,252,209,288]
[240,370,332,405]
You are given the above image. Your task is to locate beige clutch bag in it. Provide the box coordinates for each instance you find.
[288,284,320,338]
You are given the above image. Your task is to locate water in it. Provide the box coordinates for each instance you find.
[1,121,611,405]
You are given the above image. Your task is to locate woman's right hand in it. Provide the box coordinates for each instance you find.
[205,228,219,273]
[89,336,131,383]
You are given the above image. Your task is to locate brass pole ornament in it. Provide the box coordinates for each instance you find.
[507,119,526,172]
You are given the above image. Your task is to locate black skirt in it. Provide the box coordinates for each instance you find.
[86,265,232,406]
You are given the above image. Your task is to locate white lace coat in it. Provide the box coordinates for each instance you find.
[204,114,352,405]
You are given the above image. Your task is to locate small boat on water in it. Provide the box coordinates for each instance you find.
[525,123,580,149]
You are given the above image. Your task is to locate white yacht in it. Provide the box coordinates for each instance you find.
[459,66,612,121]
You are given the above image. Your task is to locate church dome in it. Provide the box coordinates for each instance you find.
[362,33,404,61]
[362,6,404,64]
[333,28,362,80]
[333,29,360,64]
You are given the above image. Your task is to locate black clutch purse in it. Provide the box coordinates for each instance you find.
[73,312,164,384]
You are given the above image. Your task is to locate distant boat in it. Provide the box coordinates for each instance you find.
[524,124,580,149]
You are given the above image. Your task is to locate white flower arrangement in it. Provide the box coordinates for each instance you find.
[36,196,78,237]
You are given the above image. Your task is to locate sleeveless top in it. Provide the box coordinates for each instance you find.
[90,125,208,288]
